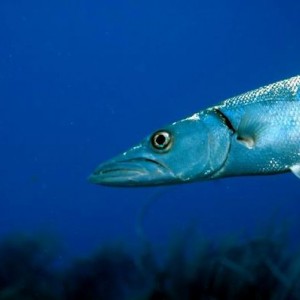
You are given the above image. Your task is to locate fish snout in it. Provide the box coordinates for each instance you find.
[89,157,176,186]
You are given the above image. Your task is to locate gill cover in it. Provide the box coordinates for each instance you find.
[89,110,231,186]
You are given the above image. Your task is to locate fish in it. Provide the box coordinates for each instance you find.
[89,75,300,187]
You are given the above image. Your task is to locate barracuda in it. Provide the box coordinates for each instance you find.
[89,75,300,187]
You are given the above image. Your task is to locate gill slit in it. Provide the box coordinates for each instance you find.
[207,107,235,179]
[212,108,236,134]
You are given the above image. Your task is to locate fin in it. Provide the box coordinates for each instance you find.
[290,164,300,179]
[136,188,167,244]
[236,114,267,149]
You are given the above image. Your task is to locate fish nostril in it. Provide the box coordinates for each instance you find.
[93,169,103,175]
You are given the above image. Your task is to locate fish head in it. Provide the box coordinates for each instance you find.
[89,112,230,186]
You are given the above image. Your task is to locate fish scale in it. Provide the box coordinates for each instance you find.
[220,75,300,108]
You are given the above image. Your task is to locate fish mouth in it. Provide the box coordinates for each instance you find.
[88,157,176,187]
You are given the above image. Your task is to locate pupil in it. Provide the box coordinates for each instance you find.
[156,134,166,146]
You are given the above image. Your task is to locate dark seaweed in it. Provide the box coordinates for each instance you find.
[0,228,299,300]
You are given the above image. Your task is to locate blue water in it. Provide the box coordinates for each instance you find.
[1,0,300,258]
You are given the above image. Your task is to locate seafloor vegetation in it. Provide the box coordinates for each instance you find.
[0,227,299,300]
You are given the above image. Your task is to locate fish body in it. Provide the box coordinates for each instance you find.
[89,75,300,186]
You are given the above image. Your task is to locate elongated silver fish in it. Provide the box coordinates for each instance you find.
[89,75,300,186]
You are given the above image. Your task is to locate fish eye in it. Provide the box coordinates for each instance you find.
[150,130,172,152]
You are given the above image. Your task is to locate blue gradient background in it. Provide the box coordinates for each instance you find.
[1,0,300,256]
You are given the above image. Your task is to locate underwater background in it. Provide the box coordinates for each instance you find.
[1,0,300,299]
